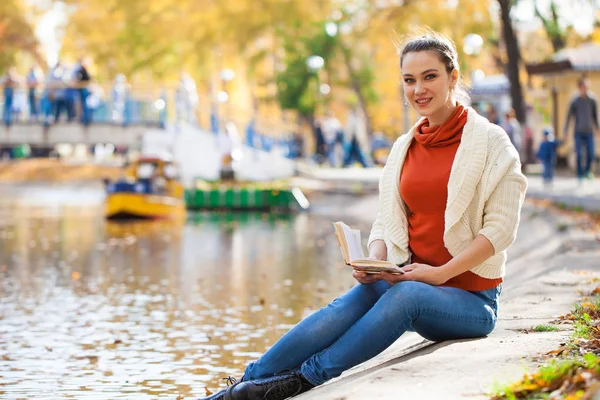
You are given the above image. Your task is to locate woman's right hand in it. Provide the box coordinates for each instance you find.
[352,270,383,284]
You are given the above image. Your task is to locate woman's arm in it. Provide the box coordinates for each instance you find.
[437,235,494,282]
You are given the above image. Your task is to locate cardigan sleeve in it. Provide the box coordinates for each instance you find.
[367,136,404,249]
[367,162,389,248]
[478,146,528,254]
[367,212,385,249]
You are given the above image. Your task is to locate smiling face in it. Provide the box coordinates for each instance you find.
[401,50,458,126]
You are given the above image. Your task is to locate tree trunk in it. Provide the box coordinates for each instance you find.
[498,0,527,124]
[340,45,374,136]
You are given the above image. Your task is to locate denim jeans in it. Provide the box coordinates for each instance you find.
[79,88,91,126]
[575,133,595,178]
[28,88,37,119]
[244,280,500,386]
[542,159,555,183]
[343,137,369,168]
[3,87,14,127]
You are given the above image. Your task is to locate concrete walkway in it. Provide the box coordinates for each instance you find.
[291,164,600,399]
[525,175,600,212]
[294,200,600,399]
[296,163,600,212]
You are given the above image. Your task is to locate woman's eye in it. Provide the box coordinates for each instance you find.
[404,78,414,83]
[425,74,437,80]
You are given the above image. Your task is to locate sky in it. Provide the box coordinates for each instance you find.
[34,1,67,67]
[512,0,599,36]
[32,0,599,68]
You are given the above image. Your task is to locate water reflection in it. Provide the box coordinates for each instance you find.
[0,188,363,399]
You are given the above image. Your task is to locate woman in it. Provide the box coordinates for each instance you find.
[199,31,527,400]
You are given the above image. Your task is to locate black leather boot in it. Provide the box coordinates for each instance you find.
[229,371,315,400]
[197,376,244,400]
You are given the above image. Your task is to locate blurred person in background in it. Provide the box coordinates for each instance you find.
[26,65,43,122]
[502,108,522,156]
[46,62,69,124]
[312,117,327,164]
[111,74,130,126]
[563,78,599,182]
[537,128,560,188]
[342,106,369,168]
[321,111,343,167]
[370,131,391,166]
[74,57,93,126]
[486,104,500,125]
[1,67,23,127]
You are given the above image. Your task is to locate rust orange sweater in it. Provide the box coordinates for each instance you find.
[400,104,502,291]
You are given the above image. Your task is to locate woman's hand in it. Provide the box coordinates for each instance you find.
[352,270,384,284]
[379,263,450,286]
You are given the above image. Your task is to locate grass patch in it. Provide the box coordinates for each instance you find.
[532,325,559,333]
[492,289,600,399]
[556,223,569,232]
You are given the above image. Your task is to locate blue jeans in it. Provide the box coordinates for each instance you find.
[245,281,499,386]
[542,158,555,182]
[28,88,37,119]
[575,133,595,178]
[3,87,14,127]
[343,137,369,168]
[79,88,91,126]
[327,131,345,166]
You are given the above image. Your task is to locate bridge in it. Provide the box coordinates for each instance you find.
[0,122,155,146]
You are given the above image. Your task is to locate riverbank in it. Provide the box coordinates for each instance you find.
[0,159,120,182]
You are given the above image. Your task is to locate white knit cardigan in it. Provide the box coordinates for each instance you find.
[367,107,528,279]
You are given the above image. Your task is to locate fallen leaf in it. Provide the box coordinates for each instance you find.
[72,271,81,281]
[205,387,213,396]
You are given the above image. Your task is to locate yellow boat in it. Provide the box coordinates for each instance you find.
[104,157,186,220]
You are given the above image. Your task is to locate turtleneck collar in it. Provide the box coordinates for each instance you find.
[413,103,468,148]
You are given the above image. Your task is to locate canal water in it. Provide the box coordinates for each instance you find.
[0,185,364,399]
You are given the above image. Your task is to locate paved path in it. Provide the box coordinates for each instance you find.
[295,200,600,399]
[296,163,600,212]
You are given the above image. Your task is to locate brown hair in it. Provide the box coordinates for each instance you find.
[398,30,469,103]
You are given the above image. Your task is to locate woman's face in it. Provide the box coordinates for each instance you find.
[401,51,456,123]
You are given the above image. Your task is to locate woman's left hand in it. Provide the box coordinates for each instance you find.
[379,263,449,286]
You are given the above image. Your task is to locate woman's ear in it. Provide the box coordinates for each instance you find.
[451,69,459,87]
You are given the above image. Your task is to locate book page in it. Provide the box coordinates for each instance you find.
[340,223,363,262]
[352,229,365,259]
[333,225,349,264]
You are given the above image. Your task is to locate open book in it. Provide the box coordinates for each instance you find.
[333,221,405,274]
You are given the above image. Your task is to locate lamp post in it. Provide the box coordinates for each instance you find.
[220,68,235,128]
[306,55,325,115]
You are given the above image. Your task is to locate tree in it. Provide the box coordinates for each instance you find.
[0,1,43,73]
[533,0,565,52]
[497,0,526,124]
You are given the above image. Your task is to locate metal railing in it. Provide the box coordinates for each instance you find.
[0,82,308,159]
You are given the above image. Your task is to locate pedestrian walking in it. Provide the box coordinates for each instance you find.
[537,128,560,187]
[321,111,343,167]
[197,30,527,400]
[342,106,369,168]
[564,78,599,182]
